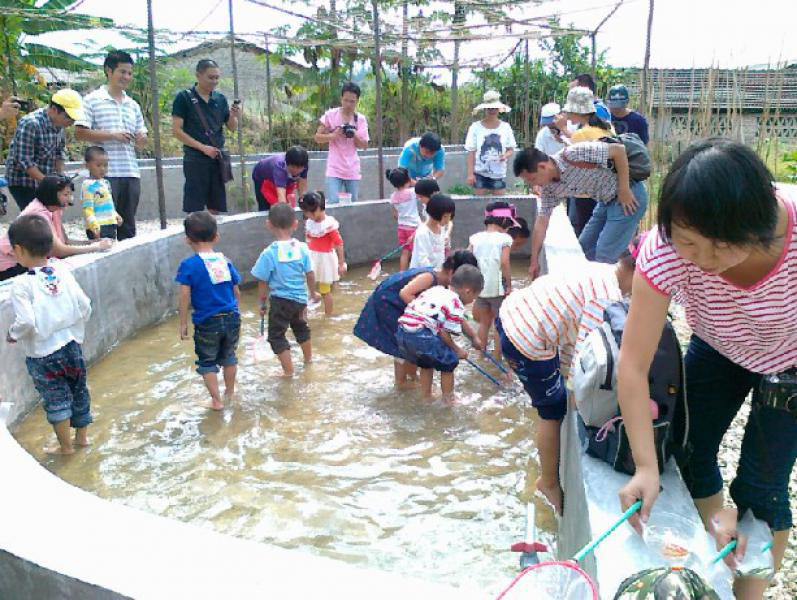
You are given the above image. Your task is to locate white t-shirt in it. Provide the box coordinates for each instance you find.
[465,120,517,180]
[8,260,92,358]
[534,126,566,157]
[469,230,513,297]
[390,188,421,228]
[410,222,446,270]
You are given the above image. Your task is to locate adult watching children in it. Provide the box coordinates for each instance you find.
[606,84,649,145]
[398,132,445,182]
[465,90,517,196]
[76,50,148,241]
[314,82,369,204]
[251,146,309,211]
[172,58,241,214]
[616,139,796,600]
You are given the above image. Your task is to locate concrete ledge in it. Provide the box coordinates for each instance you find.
[542,205,733,598]
[0,195,535,598]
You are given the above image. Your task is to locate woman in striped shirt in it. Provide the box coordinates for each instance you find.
[617,139,797,598]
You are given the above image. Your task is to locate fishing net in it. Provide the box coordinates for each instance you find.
[496,561,599,600]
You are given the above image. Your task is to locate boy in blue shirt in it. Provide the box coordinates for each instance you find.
[251,203,321,377]
[176,211,241,410]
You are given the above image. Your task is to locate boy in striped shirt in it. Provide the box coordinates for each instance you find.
[396,264,483,400]
[495,236,642,514]
[81,146,122,240]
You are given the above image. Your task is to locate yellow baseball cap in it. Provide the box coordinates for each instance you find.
[50,89,84,121]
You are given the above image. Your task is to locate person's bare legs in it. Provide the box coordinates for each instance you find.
[299,340,312,364]
[399,249,410,272]
[394,360,416,389]
[276,349,294,377]
[473,302,492,354]
[46,419,75,455]
[322,292,334,317]
[420,368,434,398]
[441,371,455,402]
[74,426,90,447]
[223,365,237,404]
[535,417,563,515]
[491,324,503,361]
[201,372,224,410]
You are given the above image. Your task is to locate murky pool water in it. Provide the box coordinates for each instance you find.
[13,263,555,594]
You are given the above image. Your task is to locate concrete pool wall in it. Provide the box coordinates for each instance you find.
[0,195,534,599]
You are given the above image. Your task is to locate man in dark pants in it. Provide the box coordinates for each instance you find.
[76,50,148,240]
[171,59,241,214]
[5,89,83,210]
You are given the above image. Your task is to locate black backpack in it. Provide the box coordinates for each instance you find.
[602,133,651,182]
[573,300,690,475]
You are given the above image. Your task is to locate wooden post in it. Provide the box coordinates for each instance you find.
[590,33,596,79]
[264,34,273,152]
[399,0,409,143]
[372,0,384,199]
[639,0,654,115]
[146,0,167,229]
[228,0,248,210]
[523,38,531,145]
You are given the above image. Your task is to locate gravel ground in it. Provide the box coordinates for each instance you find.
[670,304,796,599]
[3,218,795,596]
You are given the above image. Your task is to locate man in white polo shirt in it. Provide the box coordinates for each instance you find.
[76,50,147,241]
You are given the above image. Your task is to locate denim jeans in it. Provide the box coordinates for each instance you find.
[325,177,360,204]
[25,340,92,427]
[681,335,797,530]
[578,180,648,263]
[193,312,240,375]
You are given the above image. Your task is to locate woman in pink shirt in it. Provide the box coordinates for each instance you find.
[313,82,369,204]
[616,139,796,599]
[0,175,111,281]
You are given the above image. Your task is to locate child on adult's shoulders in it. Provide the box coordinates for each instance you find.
[251,203,321,377]
[5,214,93,454]
[396,264,484,401]
[176,211,241,411]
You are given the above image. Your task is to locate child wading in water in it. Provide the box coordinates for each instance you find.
[397,264,484,400]
[410,193,455,270]
[354,250,479,387]
[386,167,421,271]
[176,212,241,410]
[251,204,321,377]
[415,179,453,256]
[495,235,643,514]
[6,215,93,454]
[299,192,346,316]
[469,201,518,359]
[81,146,122,240]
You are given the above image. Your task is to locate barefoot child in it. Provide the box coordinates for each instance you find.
[396,264,484,399]
[386,168,421,271]
[354,249,479,387]
[468,201,518,359]
[299,191,346,316]
[410,193,455,270]
[495,235,643,515]
[5,215,93,454]
[176,212,241,410]
[81,146,122,240]
[251,203,321,377]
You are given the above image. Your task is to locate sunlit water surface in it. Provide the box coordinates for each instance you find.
[13,263,555,594]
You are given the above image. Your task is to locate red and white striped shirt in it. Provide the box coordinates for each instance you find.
[499,262,623,377]
[637,190,797,374]
[398,285,464,336]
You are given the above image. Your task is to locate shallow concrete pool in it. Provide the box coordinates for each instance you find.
[13,263,555,594]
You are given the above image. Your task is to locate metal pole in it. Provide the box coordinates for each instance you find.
[264,33,273,152]
[146,0,167,229]
[372,0,384,199]
[228,0,248,210]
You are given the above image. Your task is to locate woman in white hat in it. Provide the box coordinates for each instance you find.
[465,90,517,196]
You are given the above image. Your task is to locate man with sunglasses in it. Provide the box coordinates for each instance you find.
[5,89,84,212]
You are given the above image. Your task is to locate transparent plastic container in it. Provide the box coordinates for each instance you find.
[643,511,704,569]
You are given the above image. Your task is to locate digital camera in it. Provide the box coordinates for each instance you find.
[759,369,797,416]
[341,123,356,139]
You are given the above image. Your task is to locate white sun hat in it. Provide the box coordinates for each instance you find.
[473,90,512,115]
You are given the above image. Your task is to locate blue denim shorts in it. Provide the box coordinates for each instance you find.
[474,173,507,190]
[193,312,241,375]
[496,318,567,421]
[396,327,459,372]
[681,335,797,530]
[25,340,93,428]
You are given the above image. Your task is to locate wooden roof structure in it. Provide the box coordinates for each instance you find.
[625,66,797,112]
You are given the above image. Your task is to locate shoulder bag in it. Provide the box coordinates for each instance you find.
[186,88,234,183]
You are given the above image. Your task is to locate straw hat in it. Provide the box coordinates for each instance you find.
[473,90,511,115]
[563,86,596,115]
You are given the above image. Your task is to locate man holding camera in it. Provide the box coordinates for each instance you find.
[314,82,369,203]
[76,50,148,241]
[5,89,84,211]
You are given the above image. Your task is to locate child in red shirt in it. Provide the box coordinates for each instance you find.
[299,192,347,316]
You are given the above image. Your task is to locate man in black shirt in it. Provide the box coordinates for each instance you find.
[606,84,649,145]
[172,59,241,213]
